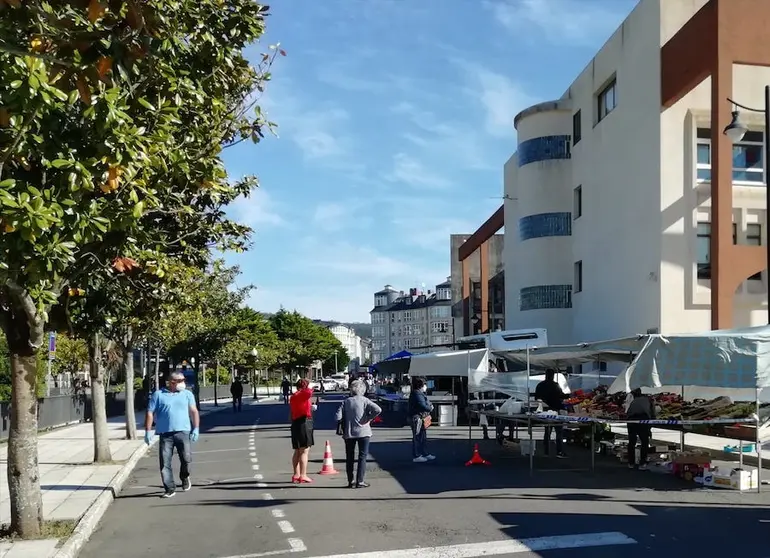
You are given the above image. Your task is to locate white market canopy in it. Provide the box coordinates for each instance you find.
[611,325,770,392]
[408,348,489,378]
[494,336,644,369]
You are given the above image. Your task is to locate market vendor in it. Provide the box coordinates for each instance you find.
[534,369,569,458]
[626,388,655,470]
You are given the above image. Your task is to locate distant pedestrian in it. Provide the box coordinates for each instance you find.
[408,377,435,463]
[144,371,200,498]
[289,379,317,484]
[626,388,655,470]
[534,369,569,458]
[335,379,382,489]
[230,378,244,412]
[281,377,292,404]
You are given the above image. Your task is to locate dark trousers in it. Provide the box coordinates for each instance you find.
[345,437,371,485]
[543,425,564,455]
[410,416,427,458]
[159,431,191,492]
[232,396,242,412]
[283,392,290,404]
[627,424,651,465]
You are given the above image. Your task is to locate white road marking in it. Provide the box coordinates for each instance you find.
[254,474,264,480]
[296,532,636,558]
[277,520,295,534]
[257,483,268,488]
[252,464,260,471]
[250,457,258,463]
[250,452,257,457]
[248,445,256,450]
[262,493,274,500]
[196,448,248,454]
[271,509,286,519]
[288,540,306,552]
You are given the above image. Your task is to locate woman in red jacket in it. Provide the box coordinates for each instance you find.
[289,379,316,483]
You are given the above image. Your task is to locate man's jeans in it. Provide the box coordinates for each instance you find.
[159,431,192,492]
[410,416,427,458]
[344,436,371,485]
[232,396,242,412]
[543,425,564,455]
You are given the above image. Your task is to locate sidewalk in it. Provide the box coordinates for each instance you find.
[0,398,232,558]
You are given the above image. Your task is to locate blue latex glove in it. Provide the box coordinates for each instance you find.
[190,428,200,442]
[144,430,153,445]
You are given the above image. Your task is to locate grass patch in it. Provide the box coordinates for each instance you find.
[0,519,77,542]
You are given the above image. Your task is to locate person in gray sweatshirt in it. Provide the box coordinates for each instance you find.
[335,379,382,488]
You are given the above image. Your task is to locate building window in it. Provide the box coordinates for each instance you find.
[597,79,617,122]
[748,223,762,280]
[573,110,582,145]
[696,128,765,185]
[431,321,449,333]
[696,222,711,279]
[574,261,583,293]
[573,186,582,219]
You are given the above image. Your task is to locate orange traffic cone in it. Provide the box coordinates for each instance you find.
[465,443,491,466]
[318,440,339,475]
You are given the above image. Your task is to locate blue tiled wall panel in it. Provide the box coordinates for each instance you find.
[519,285,572,311]
[519,212,572,241]
[518,135,572,167]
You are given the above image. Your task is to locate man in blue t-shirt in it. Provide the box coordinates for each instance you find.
[145,370,201,498]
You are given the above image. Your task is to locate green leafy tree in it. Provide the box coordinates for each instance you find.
[322,347,350,376]
[269,310,342,374]
[0,0,277,537]
[50,333,87,379]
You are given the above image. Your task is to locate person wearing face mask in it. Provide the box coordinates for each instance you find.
[144,370,201,498]
[408,377,435,463]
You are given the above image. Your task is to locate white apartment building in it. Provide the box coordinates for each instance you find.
[370,280,453,364]
[503,0,770,345]
[328,324,364,368]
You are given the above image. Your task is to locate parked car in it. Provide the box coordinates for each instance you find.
[329,373,349,390]
[309,378,338,392]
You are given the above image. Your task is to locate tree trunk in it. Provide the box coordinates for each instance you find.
[154,347,160,391]
[123,332,136,440]
[214,358,219,406]
[89,332,113,462]
[8,352,43,537]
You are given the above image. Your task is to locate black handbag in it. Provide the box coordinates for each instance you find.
[336,402,345,436]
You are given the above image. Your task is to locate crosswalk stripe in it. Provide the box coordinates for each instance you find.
[298,532,637,558]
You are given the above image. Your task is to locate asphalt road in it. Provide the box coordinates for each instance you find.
[80,397,770,558]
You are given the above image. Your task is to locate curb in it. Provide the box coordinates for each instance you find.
[53,403,230,558]
[53,437,158,558]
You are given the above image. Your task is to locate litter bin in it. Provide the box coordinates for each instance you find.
[437,404,457,427]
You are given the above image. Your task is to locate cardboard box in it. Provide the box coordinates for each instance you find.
[702,468,758,490]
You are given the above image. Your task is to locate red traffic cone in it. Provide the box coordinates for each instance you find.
[318,440,339,475]
[372,415,383,424]
[465,443,491,466]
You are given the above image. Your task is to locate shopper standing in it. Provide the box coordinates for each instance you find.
[534,369,568,458]
[335,379,382,488]
[626,388,655,470]
[289,379,317,483]
[144,371,200,498]
[408,377,435,463]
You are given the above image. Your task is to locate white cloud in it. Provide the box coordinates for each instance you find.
[243,238,448,322]
[460,65,535,137]
[386,153,451,190]
[229,187,285,228]
[485,0,634,47]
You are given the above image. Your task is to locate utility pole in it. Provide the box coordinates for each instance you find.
[334,351,338,374]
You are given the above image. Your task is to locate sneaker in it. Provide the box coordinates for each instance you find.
[628,464,636,469]
[556,452,567,459]
[638,464,648,471]
[423,454,436,461]
[356,482,370,489]
[161,490,176,499]
[413,456,428,463]
[182,478,192,491]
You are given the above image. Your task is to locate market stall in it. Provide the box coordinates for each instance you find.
[469,329,770,491]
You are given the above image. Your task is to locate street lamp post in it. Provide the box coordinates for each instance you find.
[251,347,258,399]
[723,85,770,324]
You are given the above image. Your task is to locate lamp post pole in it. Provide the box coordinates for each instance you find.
[724,85,770,324]
[251,347,258,400]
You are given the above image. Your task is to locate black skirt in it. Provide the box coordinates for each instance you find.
[291,417,314,449]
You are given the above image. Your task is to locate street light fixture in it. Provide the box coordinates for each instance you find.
[723,85,770,324]
[250,348,259,399]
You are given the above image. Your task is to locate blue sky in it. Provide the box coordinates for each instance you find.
[223,0,639,323]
